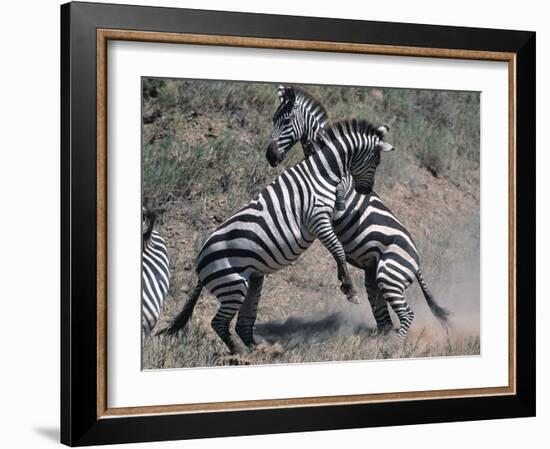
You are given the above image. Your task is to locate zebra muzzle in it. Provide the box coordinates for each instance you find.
[266,142,284,167]
[355,184,373,195]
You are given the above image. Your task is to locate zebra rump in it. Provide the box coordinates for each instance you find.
[142,208,171,337]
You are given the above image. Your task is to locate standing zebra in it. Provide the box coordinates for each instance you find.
[266,85,449,342]
[142,207,171,337]
[159,120,393,354]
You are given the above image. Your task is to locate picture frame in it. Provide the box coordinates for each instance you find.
[60,1,535,446]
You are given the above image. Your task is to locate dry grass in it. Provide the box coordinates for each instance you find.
[144,292,480,369]
[142,79,480,369]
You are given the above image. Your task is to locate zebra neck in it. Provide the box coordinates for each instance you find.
[304,120,320,146]
[297,97,328,146]
[307,142,348,189]
[309,131,325,153]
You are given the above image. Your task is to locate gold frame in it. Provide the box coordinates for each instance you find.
[96,29,516,419]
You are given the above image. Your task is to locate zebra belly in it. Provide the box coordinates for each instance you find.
[197,231,314,293]
[333,194,420,273]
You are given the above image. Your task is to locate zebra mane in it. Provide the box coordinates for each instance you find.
[322,119,380,143]
[292,87,330,124]
[313,119,390,181]
[272,96,294,124]
[273,85,329,125]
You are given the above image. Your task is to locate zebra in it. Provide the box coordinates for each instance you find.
[142,207,171,337]
[158,119,394,354]
[265,85,449,342]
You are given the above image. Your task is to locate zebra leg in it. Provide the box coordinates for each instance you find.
[142,289,161,337]
[335,182,346,212]
[211,291,247,355]
[378,284,414,342]
[364,269,393,334]
[376,259,415,341]
[235,275,264,350]
[301,140,316,158]
[311,213,359,303]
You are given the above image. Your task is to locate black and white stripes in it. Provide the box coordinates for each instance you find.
[265,86,449,341]
[266,86,329,166]
[160,120,393,353]
[142,208,171,337]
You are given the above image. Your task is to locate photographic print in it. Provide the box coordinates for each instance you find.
[62,5,535,443]
[141,78,480,369]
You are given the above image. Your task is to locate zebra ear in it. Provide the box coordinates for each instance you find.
[376,141,394,152]
[277,85,295,104]
[377,125,390,138]
[277,85,286,103]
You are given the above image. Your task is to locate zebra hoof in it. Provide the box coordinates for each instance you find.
[244,342,258,353]
[215,354,251,366]
[371,325,393,337]
[394,332,407,345]
[225,337,246,355]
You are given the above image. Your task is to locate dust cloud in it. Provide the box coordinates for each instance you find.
[255,253,480,348]
[410,253,480,341]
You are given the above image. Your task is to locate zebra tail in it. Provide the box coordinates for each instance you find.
[156,281,203,336]
[416,269,450,323]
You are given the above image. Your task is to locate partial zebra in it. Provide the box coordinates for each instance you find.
[142,207,171,337]
[266,85,449,341]
[159,120,393,354]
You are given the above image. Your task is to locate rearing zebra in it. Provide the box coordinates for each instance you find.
[159,120,393,354]
[142,207,171,337]
[266,85,450,341]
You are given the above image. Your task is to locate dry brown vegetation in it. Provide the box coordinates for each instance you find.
[142,79,480,369]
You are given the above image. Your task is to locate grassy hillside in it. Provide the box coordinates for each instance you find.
[142,78,480,369]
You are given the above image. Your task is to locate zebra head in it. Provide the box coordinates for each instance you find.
[142,207,156,243]
[266,86,297,167]
[348,122,394,195]
[266,85,329,167]
[321,121,394,195]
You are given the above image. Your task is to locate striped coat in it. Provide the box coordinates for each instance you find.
[142,208,170,337]
[265,86,449,341]
[160,120,392,353]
